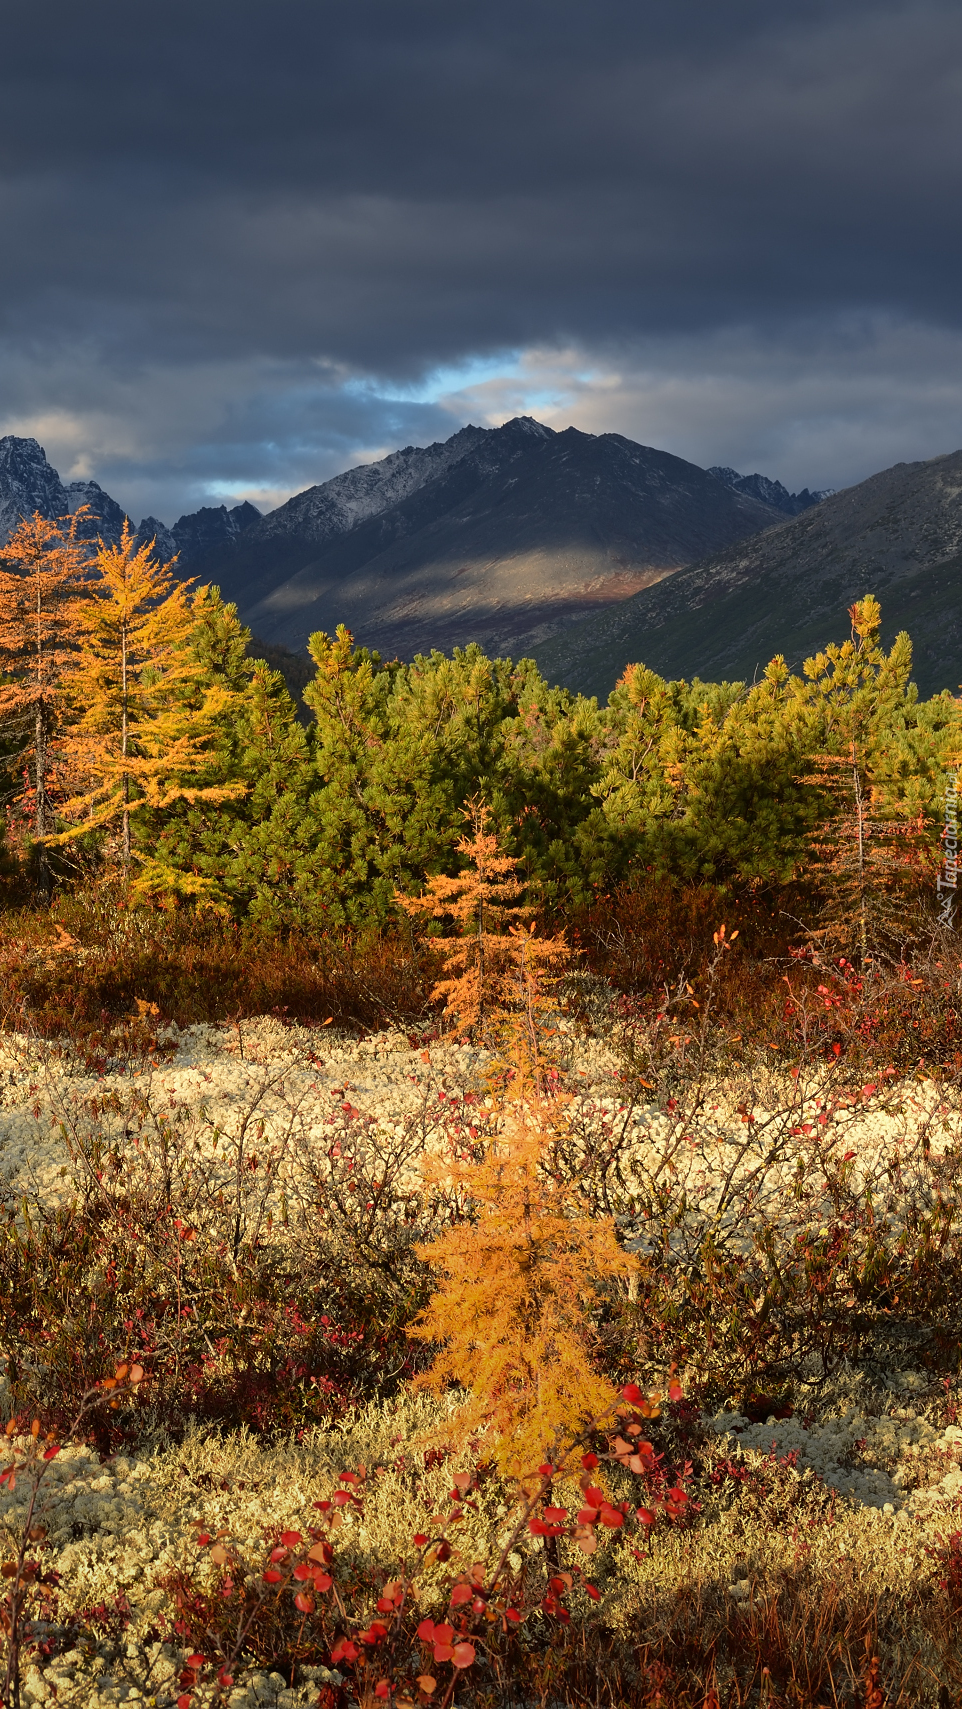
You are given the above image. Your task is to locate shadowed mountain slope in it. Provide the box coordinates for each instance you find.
[198,417,787,659]
[532,450,962,701]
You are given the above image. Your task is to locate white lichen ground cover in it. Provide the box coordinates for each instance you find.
[0,1019,958,1705]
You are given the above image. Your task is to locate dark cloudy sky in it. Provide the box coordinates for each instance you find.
[2,0,961,522]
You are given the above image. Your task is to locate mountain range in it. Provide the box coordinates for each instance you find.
[0,424,827,670]
[0,436,262,569]
[16,424,960,701]
[154,418,833,661]
[533,450,962,700]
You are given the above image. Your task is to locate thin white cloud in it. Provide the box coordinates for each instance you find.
[433,318,962,493]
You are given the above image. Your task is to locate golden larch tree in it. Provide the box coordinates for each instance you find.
[396,799,529,1038]
[405,806,634,1479]
[413,1092,635,1483]
[53,523,244,873]
[0,510,91,895]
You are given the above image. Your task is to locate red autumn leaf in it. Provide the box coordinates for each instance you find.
[416,1676,437,1695]
[313,1572,333,1592]
[281,1530,303,1546]
[581,1452,599,1469]
[186,1655,205,1669]
[269,1546,288,1563]
[538,1462,554,1476]
[294,1592,314,1613]
[375,1683,389,1700]
[598,1506,624,1529]
[668,1381,683,1403]
[413,1532,429,1546]
[577,1507,599,1526]
[177,1697,192,1709]
[432,1622,454,1645]
[621,1383,643,1404]
[583,1485,605,1507]
[585,1583,601,1601]
[637,1507,657,1525]
[434,1643,454,1663]
[452,1642,476,1668]
[418,1618,436,1641]
[358,1621,388,1644]
[330,1638,359,1664]
[450,1585,472,1605]
[263,1569,283,1584]
[42,1447,60,1462]
[542,1506,568,1521]
[196,1533,211,1547]
[293,1563,312,1581]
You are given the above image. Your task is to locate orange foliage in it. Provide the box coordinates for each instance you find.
[0,510,90,886]
[407,807,635,1480]
[412,1091,636,1481]
[396,799,526,1035]
[52,522,244,874]
[397,799,571,1061]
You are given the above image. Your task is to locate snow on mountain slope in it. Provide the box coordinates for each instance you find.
[250,422,498,547]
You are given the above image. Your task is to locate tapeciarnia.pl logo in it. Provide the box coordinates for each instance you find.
[937,771,958,926]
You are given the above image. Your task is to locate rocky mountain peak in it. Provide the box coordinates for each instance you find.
[170,501,262,560]
[708,464,834,516]
[0,436,69,542]
[0,437,260,570]
[64,478,130,543]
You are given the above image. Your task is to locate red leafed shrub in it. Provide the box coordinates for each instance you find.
[928,1529,962,1612]
[0,1200,407,1447]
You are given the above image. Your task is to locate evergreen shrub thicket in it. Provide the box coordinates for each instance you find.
[0,509,957,950]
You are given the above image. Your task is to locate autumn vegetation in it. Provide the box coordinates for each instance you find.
[0,510,960,1704]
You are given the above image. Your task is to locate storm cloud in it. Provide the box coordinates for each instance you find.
[2,0,961,518]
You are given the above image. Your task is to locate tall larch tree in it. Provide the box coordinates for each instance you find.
[791,596,959,955]
[53,523,244,877]
[0,510,90,897]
